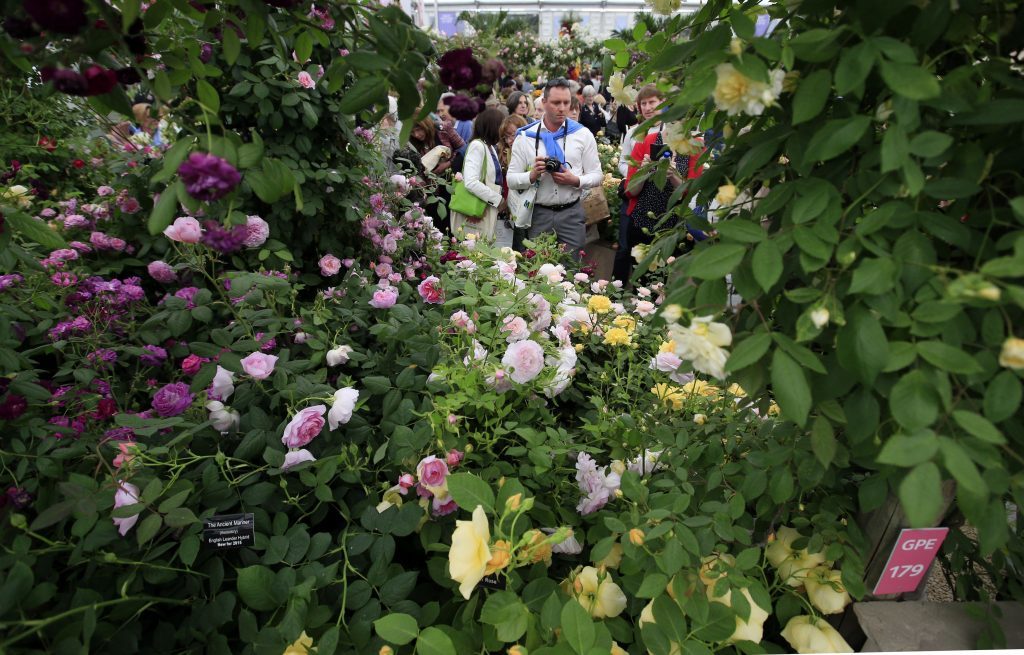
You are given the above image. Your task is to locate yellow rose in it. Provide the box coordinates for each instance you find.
[629,528,645,546]
[572,566,627,619]
[486,540,511,575]
[449,505,491,599]
[603,327,632,346]
[680,379,720,397]
[765,526,827,587]
[781,615,854,654]
[588,295,612,314]
[804,567,852,615]
[999,337,1024,369]
[659,340,676,353]
[716,184,738,206]
[611,642,629,655]
[707,585,771,644]
[652,383,685,410]
[726,383,747,397]
[594,543,623,569]
[283,631,313,655]
[2,185,31,209]
[612,314,637,333]
[508,646,527,655]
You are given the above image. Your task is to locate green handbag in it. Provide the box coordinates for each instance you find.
[449,140,489,219]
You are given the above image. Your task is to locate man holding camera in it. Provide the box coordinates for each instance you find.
[507,78,603,258]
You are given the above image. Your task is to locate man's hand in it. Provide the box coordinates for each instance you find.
[551,169,580,187]
[529,157,547,183]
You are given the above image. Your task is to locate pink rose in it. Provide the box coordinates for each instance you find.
[319,254,341,276]
[650,351,683,372]
[369,286,398,309]
[148,260,177,283]
[446,449,464,468]
[398,473,416,490]
[450,310,476,333]
[97,186,115,197]
[501,315,530,343]
[112,481,141,536]
[298,71,316,89]
[282,448,316,471]
[181,354,208,375]
[416,455,449,491]
[281,405,326,448]
[243,215,269,248]
[501,339,545,384]
[240,352,278,380]
[163,216,203,243]
[417,276,444,304]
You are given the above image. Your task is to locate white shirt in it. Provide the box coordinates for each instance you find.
[618,124,658,178]
[507,119,603,206]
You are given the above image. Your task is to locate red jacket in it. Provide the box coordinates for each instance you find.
[624,131,703,216]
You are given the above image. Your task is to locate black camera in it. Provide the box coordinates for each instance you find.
[543,157,563,173]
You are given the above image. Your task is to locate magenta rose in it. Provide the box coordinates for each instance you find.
[151,382,194,417]
[281,405,326,448]
[181,354,208,375]
[417,276,444,304]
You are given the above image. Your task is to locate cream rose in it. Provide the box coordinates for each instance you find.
[572,566,627,619]
[804,567,852,614]
[781,615,854,654]
[999,337,1024,369]
[449,505,491,599]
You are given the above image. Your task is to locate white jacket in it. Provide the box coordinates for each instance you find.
[462,140,502,207]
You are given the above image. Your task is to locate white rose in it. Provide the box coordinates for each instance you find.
[326,344,353,366]
[328,387,359,430]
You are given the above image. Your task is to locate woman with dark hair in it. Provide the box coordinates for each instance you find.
[505,91,532,119]
[410,119,454,175]
[450,108,509,244]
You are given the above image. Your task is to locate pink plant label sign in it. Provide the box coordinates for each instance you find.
[872,527,950,595]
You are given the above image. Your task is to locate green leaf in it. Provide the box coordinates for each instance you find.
[693,602,737,642]
[223,28,241,65]
[136,513,162,545]
[983,371,1022,423]
[236,565,280,611]
[687,244,747,280]
[898,462,943,527]
[876,431,939,467]
[196,79,220,114]
[726,332,771,372]
[938,438,986,496]
[889,371,939,431]
[848,257,896,295]
[916,341,982,375]
[152,136,193,184]
[908,131,953,158]
[771,350,811,426]
[835,41,875,94]
[837,308,889,385]
[752,239,783,291]
[480,591,530,642]
[804,116,871,163]
[810,416,837,468]
[374,613,419,645]
[295,31,314,65]
[561,599,595,655]
[879,61,941,100]
[148,183,181,236]
[445,473,495,514]
[637,573,669,599]
[164,507,198,528]
[3,209,67,249]
[714,220,764,244]
[338,76,387,114]
[792,69,832,125]
[952,410,1006,445]
[416,627,456,655]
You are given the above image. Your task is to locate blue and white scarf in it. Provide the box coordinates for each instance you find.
[518,118,585,168]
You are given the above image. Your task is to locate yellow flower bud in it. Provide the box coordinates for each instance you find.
[693,413,707,425]
[505,493,522,511]
[629,528,645,546]
[508,646,528,655]
[379,647,394,655]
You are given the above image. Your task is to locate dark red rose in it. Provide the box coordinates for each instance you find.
[72,159,85,169]
[124,18,146,55]
[83,65,118,96]
[3,16,36,38]
[445,94,479,121]
[438,48,482,91]
[0,393,27,420]
[45,68,88,96]
[116,67,141,85]
[23,0,87,35]
[96,397,117,419]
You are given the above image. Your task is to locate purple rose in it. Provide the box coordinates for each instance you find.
[438,48,482,91]
[147,260,177,283]
[445,94,479,121]
[177,153,242,202]
[0,393,27,420]
[200,220,247,253]
[151,382,194,417]
[140,345,167,366]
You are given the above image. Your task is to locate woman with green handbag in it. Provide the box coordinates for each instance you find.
[450,109,509,244]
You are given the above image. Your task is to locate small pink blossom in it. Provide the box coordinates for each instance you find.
[319,254,341,276]
[97,185,115,197]
[148,260,177,283]
[163,216,203,243]
[282,449,316,471]
[369,285,398,309]
[297,71,316,89]
[446,448,464,467]
[416,455,449,490]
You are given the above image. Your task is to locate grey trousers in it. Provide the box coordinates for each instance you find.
[528,202,585,259]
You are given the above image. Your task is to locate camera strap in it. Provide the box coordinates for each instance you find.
[534,121,569,161]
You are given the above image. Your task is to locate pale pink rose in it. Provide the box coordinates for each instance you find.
[113,442,136,469]
[591,280,608,294]
[417,276,444,304]
[636,286,652,298]
[501,315,530,343]
[501,340,545,383]
[398,473,415,490]
[369,286,398,309]
[381,234,398,253]
[650,351,684,372]
[319,254,341,276]
[97,186,115,197]
[163,216,203,243]
[416,455,449,493]
[211,365,235,401]
[342,258,355,268]
[282,449,316,471]
[281,405,326,448]
[450,310,476,333]
[112,481,141,536]
[328,387,359,430]
[243,215,269,248]
[635,300,657,317]
[574,273,589,283]
[147,260,177,283]
[298,71,316,89]
[240,352,278,380]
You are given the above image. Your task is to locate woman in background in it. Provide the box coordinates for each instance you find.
[450,109,507,242]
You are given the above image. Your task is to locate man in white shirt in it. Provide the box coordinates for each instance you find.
[507,79,603,258]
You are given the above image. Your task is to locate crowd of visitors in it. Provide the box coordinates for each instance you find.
[377,60,704,280]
